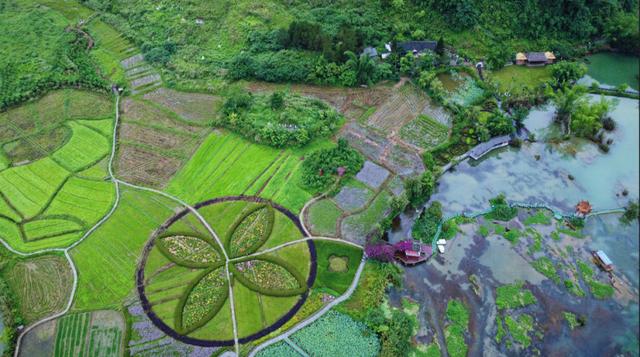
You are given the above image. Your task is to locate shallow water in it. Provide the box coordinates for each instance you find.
[584,53,640,90]
[390,94,640,354]
[391,96,638,243]
[585,213,640,287]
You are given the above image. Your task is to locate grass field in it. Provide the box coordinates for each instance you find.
[166,131,331,213]
[72,188,180,310]
[4,255,73,323]
[313,240,363,295]
[51,122,110,172]
[489,66,552,93]
[307,199,342,237]
[0,89,116,252]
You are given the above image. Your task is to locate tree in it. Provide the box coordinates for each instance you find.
[620,200,640,225]
[344,51,376,85]
[270,91,284,110]
[546,85,587,135]
[405,170,435,208]
[551,62,587,87]
[435,36,445,56]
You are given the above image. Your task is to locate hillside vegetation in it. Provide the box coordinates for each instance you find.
[76,0,639,89]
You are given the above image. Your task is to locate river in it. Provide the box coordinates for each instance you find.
[390,95,639,239]
[387,94,639,354]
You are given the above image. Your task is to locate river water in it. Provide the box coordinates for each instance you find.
[388,95,639,354]
[390,95,639,240]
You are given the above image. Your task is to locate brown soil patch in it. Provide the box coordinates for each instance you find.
[245,81,393,121]
[122,98,203,134]
[120,123,186,151]
[116,145,182,188]
[143,88,221,122]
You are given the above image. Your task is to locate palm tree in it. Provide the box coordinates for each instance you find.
[344,51,376,85]
[547,85,587,136]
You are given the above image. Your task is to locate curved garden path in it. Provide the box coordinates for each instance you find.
[3,91,370,357]
[248,256,367,357]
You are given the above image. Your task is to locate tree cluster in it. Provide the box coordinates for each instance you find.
[301,139,365,192]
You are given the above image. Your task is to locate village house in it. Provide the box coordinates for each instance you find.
[394,240,432,266]
[361,46,379,59]
[398,40,437,56]
[515,51,556,66]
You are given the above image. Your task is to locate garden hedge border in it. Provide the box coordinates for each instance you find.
[174,263,228,335]
[156,232,223,269]
[136,195,317,347]
[225,203,274,257]
[231,255,308,297]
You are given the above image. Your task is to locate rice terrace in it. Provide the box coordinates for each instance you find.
[1,0,639,357]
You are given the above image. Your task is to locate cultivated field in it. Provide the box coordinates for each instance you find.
[0,90,116,253]
[166,132,331,213]
[5,255,73,322]
[52,310,124,357]
[115,98,212,188]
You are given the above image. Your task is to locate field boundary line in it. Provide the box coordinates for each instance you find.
[248,256,367,357]
[228,236,362,263]
[10,95,125,357]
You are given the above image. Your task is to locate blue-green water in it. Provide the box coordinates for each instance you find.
[584,53,640,90]
[432,96,639,216]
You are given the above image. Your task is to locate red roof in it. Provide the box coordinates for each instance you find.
[406,250,420,257]
[576,200,592,214]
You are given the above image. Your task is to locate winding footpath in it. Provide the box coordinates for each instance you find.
[2,92,369,357]
[248,256,367,357]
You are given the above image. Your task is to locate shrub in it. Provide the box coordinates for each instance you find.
[412,201,443,243]
[404,171,435,208]
[602,117,616,131]
[620,200,640,225]
[301,139,364,192]
[487,194,517,221]
[220,91,341,147]
[421,151,436,171]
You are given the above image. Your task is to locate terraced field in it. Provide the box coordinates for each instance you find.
[0,90,116,252]
[166,132,331,213]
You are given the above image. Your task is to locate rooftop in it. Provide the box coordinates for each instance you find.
[526,52,548,62]
[398,41,437,53]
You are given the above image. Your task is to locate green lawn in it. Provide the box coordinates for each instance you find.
[166,131,331,213]
[307,199,342,237]
[313,240,363,295]
[489,65,552,93]
[71,188,180,310]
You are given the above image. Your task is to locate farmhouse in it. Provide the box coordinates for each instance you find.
[515,52,556,66]
[361,46,379,59]
[398,41,437,56]
[394,240,432,266]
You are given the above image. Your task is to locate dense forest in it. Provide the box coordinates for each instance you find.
[74,0,639,88]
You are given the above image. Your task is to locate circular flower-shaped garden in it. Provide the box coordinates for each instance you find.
[136,196,316,346]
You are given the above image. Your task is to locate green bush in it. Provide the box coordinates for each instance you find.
[412,201,443,243]
[220,91,341,147]
[495,282,537,310]
[404,171,435,208]
[301,139,364,192]
[487,194,518,221]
